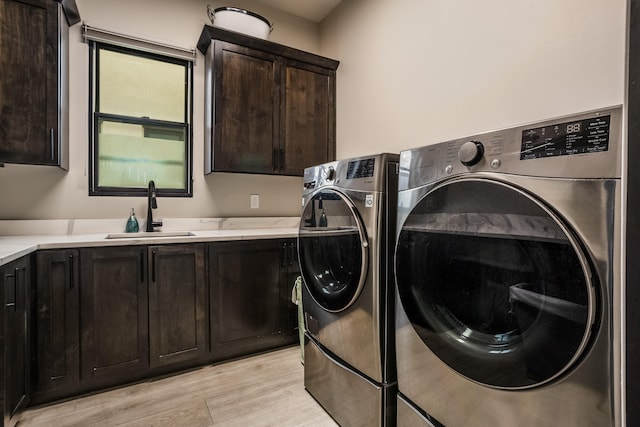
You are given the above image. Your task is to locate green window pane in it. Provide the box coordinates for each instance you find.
[99,49,185,122]
[97,119,186,189]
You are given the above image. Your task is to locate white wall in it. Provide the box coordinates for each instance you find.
[0,0,319,220]
[320,0,627,158]
[1,0,628,220]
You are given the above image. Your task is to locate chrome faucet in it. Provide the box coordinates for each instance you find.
[146,180,163,232]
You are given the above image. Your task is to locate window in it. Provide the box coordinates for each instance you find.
[89,42,193,196]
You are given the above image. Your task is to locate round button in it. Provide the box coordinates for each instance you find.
[322,166,335,181]
[458,141,485,166]
[490,158,501,169]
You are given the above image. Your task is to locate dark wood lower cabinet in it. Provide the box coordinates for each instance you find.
[80,246,149,387]
[209,239,298,361]
[2,256,30,427]
[281,239,301,339]
[28,238,298,405]
[148,244,207,368]
[33,250,79,403]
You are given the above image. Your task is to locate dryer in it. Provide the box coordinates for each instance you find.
[299,153,399,427]
[394,106,623,426]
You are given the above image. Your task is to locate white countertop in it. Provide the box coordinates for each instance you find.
[0,217,299,267]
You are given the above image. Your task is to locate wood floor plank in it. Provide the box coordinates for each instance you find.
[116,401,214,427]
[19,347,338,427]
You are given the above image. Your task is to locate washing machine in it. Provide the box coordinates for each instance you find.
[298,153,399,427]
[394,106,623,426]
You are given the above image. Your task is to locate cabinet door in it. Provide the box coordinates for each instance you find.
[280,61,336,175]
[280,239,300,338]
[3,256,30,427]
[211,41,280,174]
[209,240,289,360]
[34,250,79,396]
[148,244,207,368]
[201,26,338,176]
[80,247,149,385]
[0,0,60,166]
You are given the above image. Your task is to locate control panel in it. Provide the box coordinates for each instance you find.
[302,153,399,195]
[398,106,622,190]
[520,115,611,160]
[347,158,376,179]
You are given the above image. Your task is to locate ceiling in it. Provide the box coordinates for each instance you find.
[254,0,342,23]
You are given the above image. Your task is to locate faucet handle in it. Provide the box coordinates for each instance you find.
[152,219,163,228]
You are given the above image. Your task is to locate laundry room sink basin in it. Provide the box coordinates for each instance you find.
[105,231,195,239]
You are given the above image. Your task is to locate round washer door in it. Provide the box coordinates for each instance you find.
[395,178,598,389]
[298,189,369,312]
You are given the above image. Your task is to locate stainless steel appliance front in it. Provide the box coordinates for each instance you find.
[299,153,398,427]
[394,106,622,426]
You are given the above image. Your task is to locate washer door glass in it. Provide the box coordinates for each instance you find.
[298,189,368,312]
[395,179,597,389]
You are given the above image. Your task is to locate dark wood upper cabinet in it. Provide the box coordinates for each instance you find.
[0,0,77,168]
[282,61,335,175]
[198,26,339,176]
[211,42,281,174]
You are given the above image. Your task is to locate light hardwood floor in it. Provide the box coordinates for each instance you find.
[19,346,339,427]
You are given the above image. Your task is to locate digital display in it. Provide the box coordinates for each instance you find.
[347,158,375,179]
[520,115,610,160]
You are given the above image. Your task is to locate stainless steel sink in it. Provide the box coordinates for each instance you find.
[105,231,195,239]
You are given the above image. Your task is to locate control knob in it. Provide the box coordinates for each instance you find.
[322,166,335,181]
[458,140,485,166]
